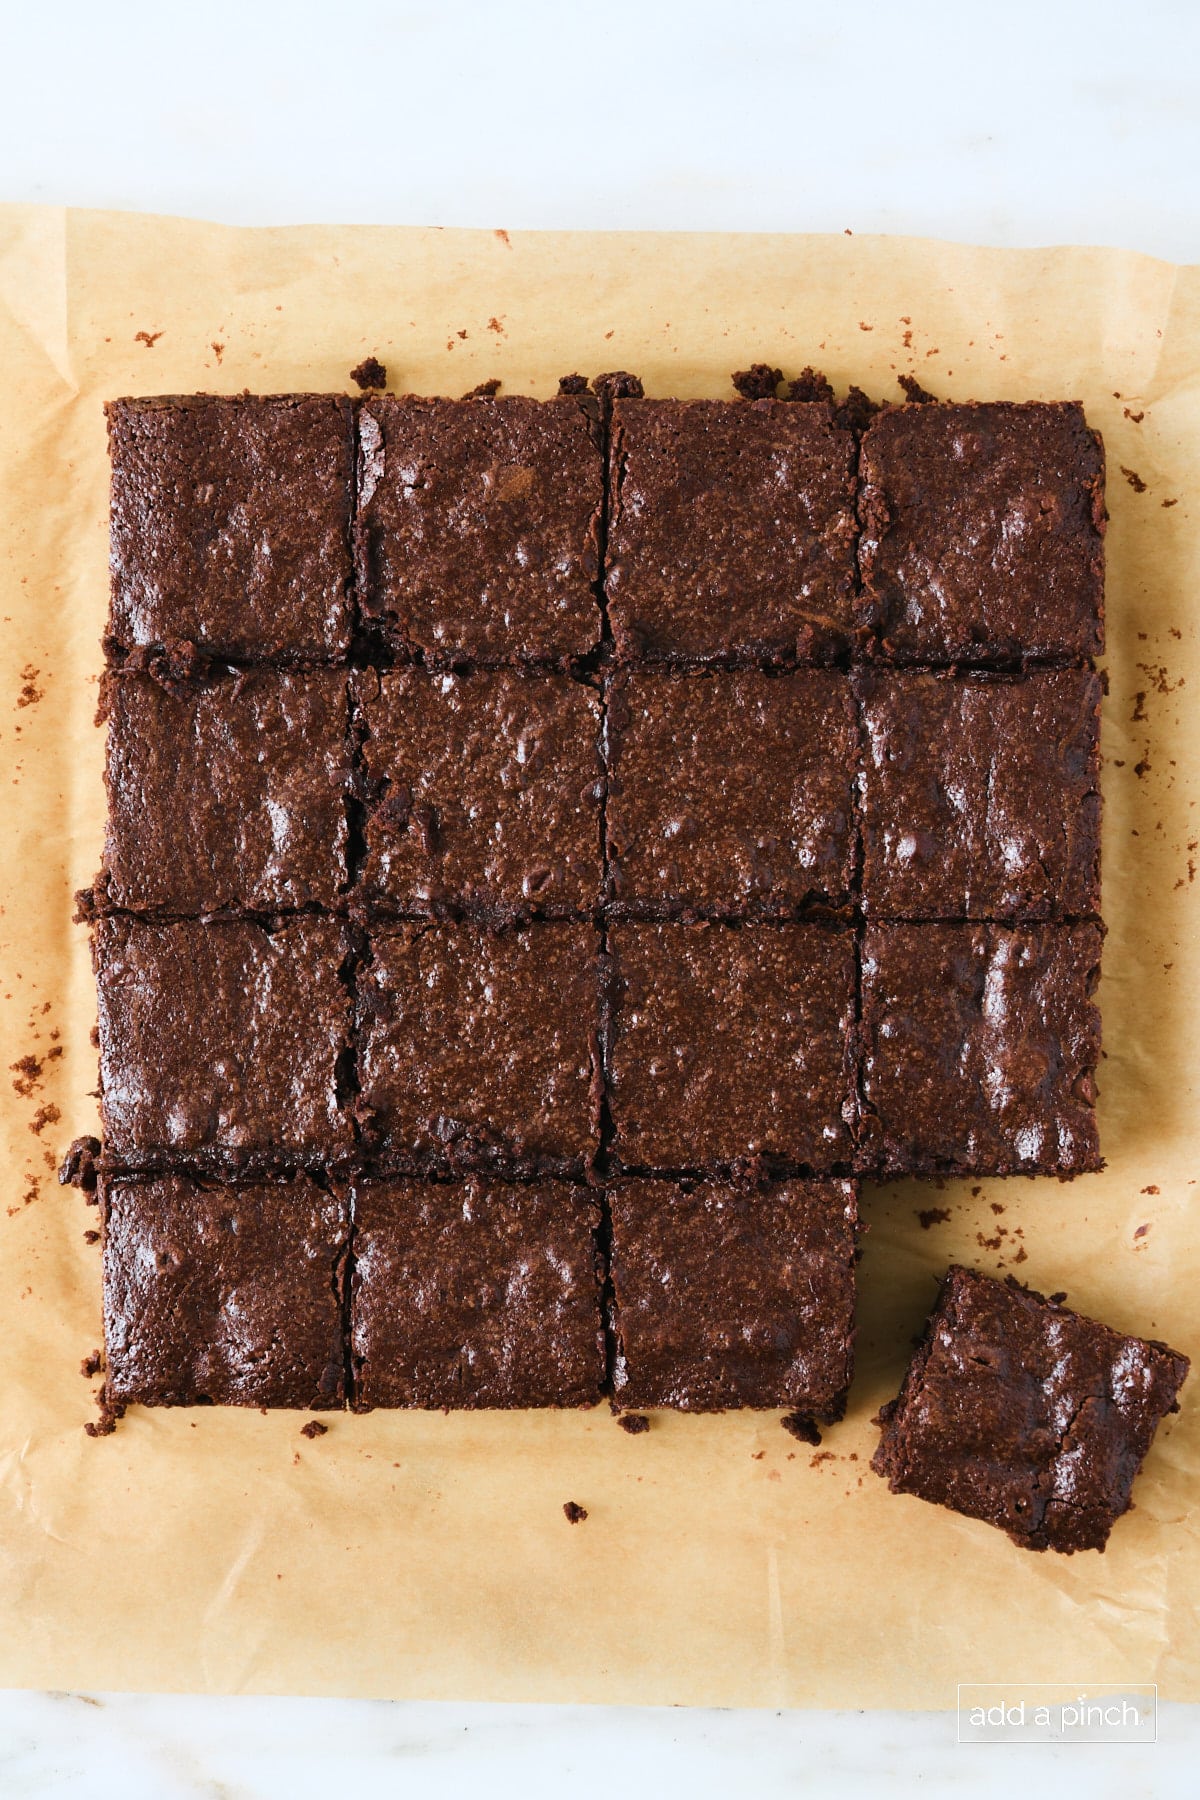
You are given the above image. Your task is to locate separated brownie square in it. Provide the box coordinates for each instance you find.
[857,401,1105,663]
[350,1177,604,1407]
[94,916,354,1166]
[609,1177,858,1414]
[605,398,858,663]
[606,669,858,914]
[856,669,1102,921]
[357,922,600,1171]
[356,668,602,915]
[356,394,604,662]
[97,667,351,914]
[873,1266,1188,1553]
[107,395,354,662]
[859,924,1102,1177]
[102,1171,348,1409]
[608,923,856,1169]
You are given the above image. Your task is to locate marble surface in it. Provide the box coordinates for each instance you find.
[1,0,1198,1789]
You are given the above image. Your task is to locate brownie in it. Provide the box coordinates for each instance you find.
[356,394,604,662]
[350,1177,604,1407]
[357,922,600,1170]
[605,398,858,664]
[94,916,354,1165]
[606,670,858,913]
[356,668,602,914]
[97,667,351,914]
[859,924,1102,1176]
[857,402,1105,663]
[873,1266,1188,1553]
[102,1171,348,1408]
[856,669,1102,920]
[107,395,354,661]
[609,1178,858,1413]
[608,923,856,1169]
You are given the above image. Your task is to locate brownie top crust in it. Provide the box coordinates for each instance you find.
[107,394,355,661]
[858,401,1105,663]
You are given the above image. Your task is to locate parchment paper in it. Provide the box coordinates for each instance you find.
[1,207,1197,1707]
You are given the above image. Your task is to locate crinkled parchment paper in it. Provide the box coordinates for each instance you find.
[1,207,1197,1704]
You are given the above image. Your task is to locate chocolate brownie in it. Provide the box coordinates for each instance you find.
[873,1266,1188,1553]
[608,923,856,1169]
[859,924,1102,1176]
[94,916,354,1165]
[102,1171,348,1408]
[856,669,1102,920]
[97,667,351,914]
[357,922,600,1170]
[857,402,1105,663]
[356,394,604,662]
[107,395,354,661]
[609,1178,857,1413]
[605,397,858,664]
[350,1177,604,1406]
[606,670,858,913]
[356,668,602,914]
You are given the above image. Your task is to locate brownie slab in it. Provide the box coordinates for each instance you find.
[94,916,354,1165]
[357,923,600,1169]
[350,1178,604,1407]
[356,668,602,914]
[356,394,603,662]
[102,1172,348,1408]
[857,401,1105,663]
[859,924,1102,1176]
[107,395,354,661]
[608,923,856,1169]
[856,669,1102,920]
[606,670,858,913]
[98,667,351,914]
[873,1266,1188,1553]
[605,398,858,663]
[609,1178,857,1413]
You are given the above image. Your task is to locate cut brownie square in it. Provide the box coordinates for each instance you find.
[94,916,354,1166]
[605,397,858,663]
[609,1177,858,1414]
[356,667,602,914]
[606,669,858,914]
[856,668,1102,921]
[107,395,354,661]
[102,1171,348,1408]
[350,1177,604,1407]
[873,1266,1188,1553]
[859,924,1102,1177]
[857,401,1105,663]
[97,666,351,914]
[608,923,856,1169]
[356,394,604,662]
[357,922,600,1171]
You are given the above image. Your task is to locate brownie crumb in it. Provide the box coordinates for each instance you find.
[10,1054,43,1098]
[83,1228,100,1245]
[732,364,783,401]
[557,373,590,395]
[618,1413,650,1435]
[81,1350,102,1378]
[781,1413,822,1446]
[562,1500,588,1523]
[84,1394,126,1437]
[897,373,937,404]
[787,366,835,404]
[810,1450,836,1466]
[1134,1224,1151,1240]
[1120,465,1148,493]
[463,378,501,399]
[60,1136,101,1190]
[916,1206,952,1229]
[300,1419,328,1439]
[29,1103,60,1136]
[350,356,388,391]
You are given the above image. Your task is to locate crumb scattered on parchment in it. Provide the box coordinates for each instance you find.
[29,1103,60,1135]
[1120,465,1148,492]
[916,1207,951,1230]
[17,665,43,708]
[563,1501,588,1524]
[618,1413,649,1435]
[1142,1184,1160,1195]
[300,1420,328,1440]
[134,330,163,348]
[350,355,387,390]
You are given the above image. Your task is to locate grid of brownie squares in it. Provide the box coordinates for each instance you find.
[90,378,1106,1423]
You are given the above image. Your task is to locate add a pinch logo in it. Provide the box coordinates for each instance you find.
[957,1684,1157,1743]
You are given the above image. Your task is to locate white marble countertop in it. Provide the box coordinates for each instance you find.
[1,0,1197,1789]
